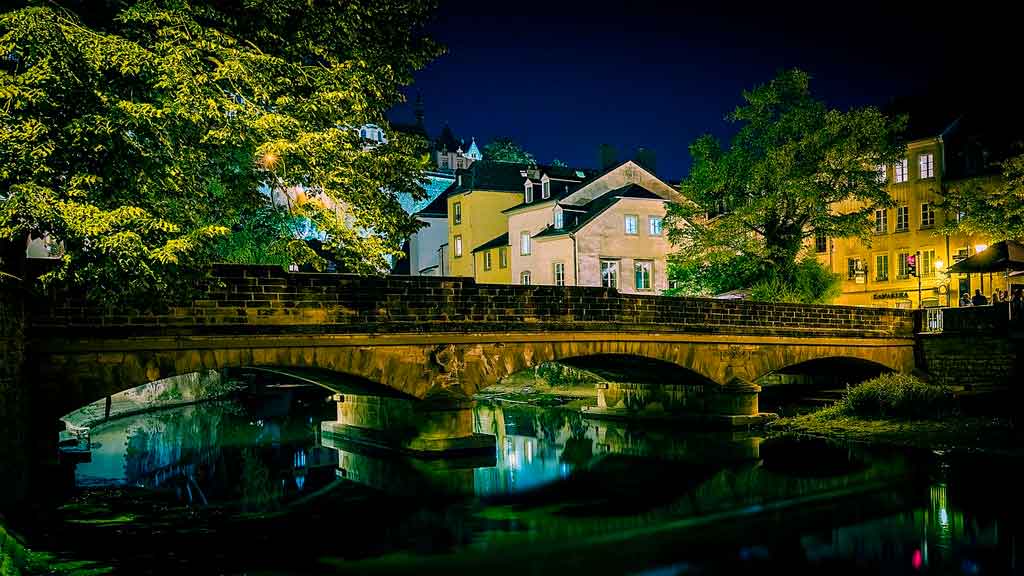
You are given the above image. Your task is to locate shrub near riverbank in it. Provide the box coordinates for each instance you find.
[772,374,1018,454]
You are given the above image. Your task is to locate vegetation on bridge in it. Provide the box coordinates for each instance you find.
[0,1,441,303]
[666,69,906,303]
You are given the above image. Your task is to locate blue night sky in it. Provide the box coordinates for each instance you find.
[390,2,1012,181]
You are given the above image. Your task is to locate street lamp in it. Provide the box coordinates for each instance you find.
[975,243,988,254]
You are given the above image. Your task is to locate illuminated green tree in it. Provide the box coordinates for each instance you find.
[482,137,535,165]
[667,69,906,296]
[938,152,1024,241]
[0,1,440,302]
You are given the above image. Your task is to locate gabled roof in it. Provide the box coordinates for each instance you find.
[452,160,533,193]
[415,180,456,217]
[533,184,664,239]
[472,232,510,253]
[502,180,584,213]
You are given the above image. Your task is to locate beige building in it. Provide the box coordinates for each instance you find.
[817,127,1013,308]
[505,160,683,292]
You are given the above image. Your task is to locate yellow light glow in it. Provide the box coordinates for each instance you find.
[260,152,279,169]
[975,243,988,253]
[934,259,944,270]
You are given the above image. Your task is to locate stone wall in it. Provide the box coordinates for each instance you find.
[915,305,1023,391]
[28,264,916,339]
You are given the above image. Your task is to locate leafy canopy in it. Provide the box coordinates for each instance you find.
[482,137,535,165]
[0,1,440,302]
[937,151,1024,241]
[667,69,906,282]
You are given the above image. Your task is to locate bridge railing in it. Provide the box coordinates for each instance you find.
[916,303,1023,335]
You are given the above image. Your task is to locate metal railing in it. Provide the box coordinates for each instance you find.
[923,308,943,333]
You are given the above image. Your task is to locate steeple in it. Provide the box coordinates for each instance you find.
[466,137,482,161]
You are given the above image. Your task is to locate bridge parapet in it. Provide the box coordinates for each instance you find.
[29,264,915,339]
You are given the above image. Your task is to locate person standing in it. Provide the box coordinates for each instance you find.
[960,292,972,307]
[973,289,988,306]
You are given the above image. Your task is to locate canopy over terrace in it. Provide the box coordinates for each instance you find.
[947,240,1024,274]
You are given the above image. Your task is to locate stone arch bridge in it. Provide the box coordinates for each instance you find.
[25,264,917,421]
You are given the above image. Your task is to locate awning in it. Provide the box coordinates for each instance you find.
[947,240,1024,274]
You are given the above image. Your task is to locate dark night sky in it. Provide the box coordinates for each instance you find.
[389,1,1015,181]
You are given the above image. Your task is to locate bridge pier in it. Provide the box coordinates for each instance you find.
[320,391,496,457]
[583,378,774,427]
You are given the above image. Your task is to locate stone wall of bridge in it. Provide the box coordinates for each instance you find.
[29,264,916,339]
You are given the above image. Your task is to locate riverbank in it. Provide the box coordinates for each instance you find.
[769,412,1020,454]
[476,369,598,409]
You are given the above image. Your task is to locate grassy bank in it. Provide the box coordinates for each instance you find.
[769,374,1019,454]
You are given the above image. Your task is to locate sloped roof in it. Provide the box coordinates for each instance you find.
[534,184,664,239]
[502,180,584,213]
[415,180,456,217]
[453,161,532,193]
[472,232,510,253]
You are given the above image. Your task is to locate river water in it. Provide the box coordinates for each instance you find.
[22,384,1023,574]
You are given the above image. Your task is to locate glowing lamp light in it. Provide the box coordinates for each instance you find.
[912,549,923,570]
[975,243,988,253]
[260,151,279,169]
[934,259,944,271]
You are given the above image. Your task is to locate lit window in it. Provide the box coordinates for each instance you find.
[847,258,864,280]
[454,235,462,257]
[874,208,887,234]
[896,206,909,231]
[919,153,934,179]
[601,260,618,288]
[499,247,508,268]
[634,260,652,290]
[554,209,563,229]
[542,180,550,199]
[898,252,911,279]
[453,202,461,225]
[649,216,663,236]
[520,231,531,255]
[520,271,531,285]
[922,249,936,277]
[815,232,827,253]
[921,203,935,228]
[894,159,908,183]
[483,251,492,270]
[875,254,889,281]
[624,215,638,235]
[525,183,533,203]
[553,262,565,286]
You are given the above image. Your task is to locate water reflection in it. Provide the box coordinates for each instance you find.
[68,389,1018,573]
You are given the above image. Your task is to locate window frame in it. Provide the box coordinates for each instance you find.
[894,158,908,183]
[553,262,565,286]
[483,250,492,270]
[874,208,888,234]
[922,249,936,277]
[814,232,827,253]
[499,247,508,268]
[624,214,639,235]
[896,205,909,232]
[648,216,663,236]
[897,251,911,279]
[520,271,531,285]
[921,203,935,228]
[919,153,934,179]
[454,235,463,258]
[875,253,889,282]
[554,209,563,229]
[520,230,531,256]
[453,201,462,225]
[600,259,619,289]
[541,180,550,199]
[634,260,653,291]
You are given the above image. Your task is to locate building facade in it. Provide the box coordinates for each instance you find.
[818,127,1013,308]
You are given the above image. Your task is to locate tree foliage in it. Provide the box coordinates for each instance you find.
[482,137,535,165]
[667,69,906,285]
[0,1,441,302]
[937,151,1024,241]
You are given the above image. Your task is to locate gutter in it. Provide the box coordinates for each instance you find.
[570,232,579,286]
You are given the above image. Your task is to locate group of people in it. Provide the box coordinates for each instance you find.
[959,288,1023,306]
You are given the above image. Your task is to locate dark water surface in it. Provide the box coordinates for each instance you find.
[19,385,1024,574]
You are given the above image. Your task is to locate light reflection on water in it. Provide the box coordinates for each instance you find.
[69,388,1017,573]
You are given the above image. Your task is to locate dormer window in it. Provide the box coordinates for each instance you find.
[554,208,564,229]
[542,180,550,199]
[525,182,534,203]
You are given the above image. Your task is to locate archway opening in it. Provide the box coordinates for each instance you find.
[758,357,893,415]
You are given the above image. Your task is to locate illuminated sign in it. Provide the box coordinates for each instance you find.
[873,291,909,300]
